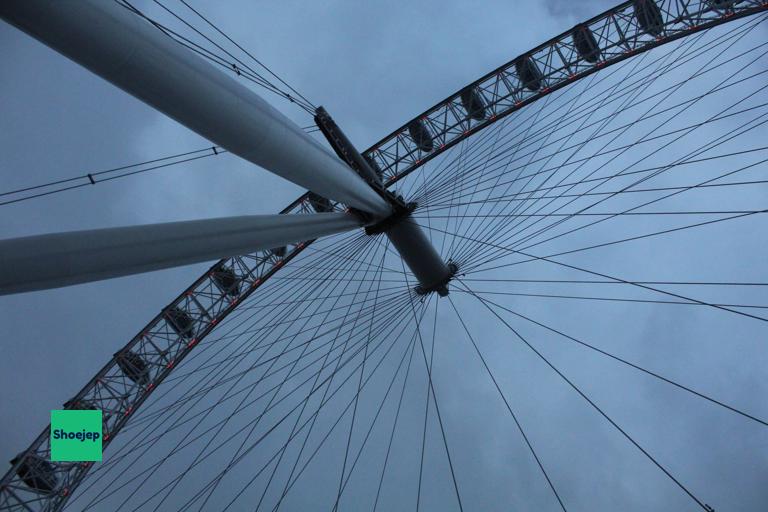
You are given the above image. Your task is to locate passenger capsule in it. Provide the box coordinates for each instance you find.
[408,120,434,152]
[515,56,543,92]
[165,306,195,339]
[572,25,601,63]
[707,0,738,8]
[634,0,664,37]
[117,350,150,385]
[363,154,384,178]
[270,246,287,259]
[64,398,96,410]
[212,263,240,296]
[10,454,58,494]
[460,87,487,120]
[307,192,333,213]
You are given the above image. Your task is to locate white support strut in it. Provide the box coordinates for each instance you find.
[0,0,391,217]
[0,212,362,295]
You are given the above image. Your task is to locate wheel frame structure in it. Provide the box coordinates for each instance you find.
[1,0,767,510]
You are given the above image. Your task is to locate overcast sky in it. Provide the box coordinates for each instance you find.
[1,1,767,511]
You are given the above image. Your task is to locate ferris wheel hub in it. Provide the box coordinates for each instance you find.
[361,197,456,296]
[317,107,456,295]
[383,213,456,296]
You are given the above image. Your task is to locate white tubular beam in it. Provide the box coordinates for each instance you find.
[0,212,361,295]
[0,1,390,217]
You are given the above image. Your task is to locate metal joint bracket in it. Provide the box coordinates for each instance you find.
[364,197,416,235]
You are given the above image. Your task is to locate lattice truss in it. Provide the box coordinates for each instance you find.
[364,0,768,182]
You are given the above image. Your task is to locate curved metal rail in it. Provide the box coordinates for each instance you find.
[1,1,766,509]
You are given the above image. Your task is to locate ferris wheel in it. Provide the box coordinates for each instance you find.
[1,0,767,510]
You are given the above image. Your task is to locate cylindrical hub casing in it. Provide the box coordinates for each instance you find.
[385,217,452,293]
